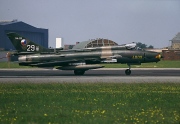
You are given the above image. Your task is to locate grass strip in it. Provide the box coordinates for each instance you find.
[0,83,179,123]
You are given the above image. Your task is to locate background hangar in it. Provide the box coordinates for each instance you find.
[71,39,118,50]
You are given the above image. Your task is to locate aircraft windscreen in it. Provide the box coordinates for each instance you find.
[125,43,137,50]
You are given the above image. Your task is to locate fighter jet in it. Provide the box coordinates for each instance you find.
[6,32,161,75]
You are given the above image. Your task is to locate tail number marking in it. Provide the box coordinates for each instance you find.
[27,45,35,51]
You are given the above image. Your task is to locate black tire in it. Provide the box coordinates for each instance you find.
[125,69,131,75]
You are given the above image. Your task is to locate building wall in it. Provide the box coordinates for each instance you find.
[162,50,180,60]
[0,51,8,62]
[170,32,180,49]
[172,43,180,50]
[0,21,48,50]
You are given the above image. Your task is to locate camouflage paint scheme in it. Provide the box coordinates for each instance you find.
[7,32,161,75]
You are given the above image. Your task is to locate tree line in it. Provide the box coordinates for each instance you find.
[136,42,154,49]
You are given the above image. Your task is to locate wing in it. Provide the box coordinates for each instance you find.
[27,59,80,67]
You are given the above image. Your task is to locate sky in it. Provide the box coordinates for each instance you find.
[0,0,180,48]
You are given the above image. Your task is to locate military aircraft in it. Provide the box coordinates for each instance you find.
[7,32,162,75]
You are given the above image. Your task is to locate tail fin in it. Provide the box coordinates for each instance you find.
[6,32,49,53]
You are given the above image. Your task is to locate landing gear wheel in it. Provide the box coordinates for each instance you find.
[125,69,131,75]
[74,70,85,75]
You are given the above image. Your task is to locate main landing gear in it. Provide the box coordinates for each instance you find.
[74,70,85,75]
[125,64,131,75]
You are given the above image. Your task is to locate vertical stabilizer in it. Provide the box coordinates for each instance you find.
[6,32,49,53]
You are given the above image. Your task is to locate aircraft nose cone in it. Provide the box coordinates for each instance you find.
[155,53,161,59]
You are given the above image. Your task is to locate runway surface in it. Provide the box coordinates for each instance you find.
[0,68,180,83]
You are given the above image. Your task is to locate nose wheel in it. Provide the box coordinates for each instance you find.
[125,64,131,75]
[125,69,131,75]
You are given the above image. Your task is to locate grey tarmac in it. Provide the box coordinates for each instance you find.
[0,68,180,83]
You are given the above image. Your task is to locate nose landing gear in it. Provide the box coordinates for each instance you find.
[125,69,131,75]
[125,64,131,75]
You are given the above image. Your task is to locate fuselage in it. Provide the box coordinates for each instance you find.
[18,46,161,67]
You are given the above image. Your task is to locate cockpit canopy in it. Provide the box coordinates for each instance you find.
[125,42,137,50]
